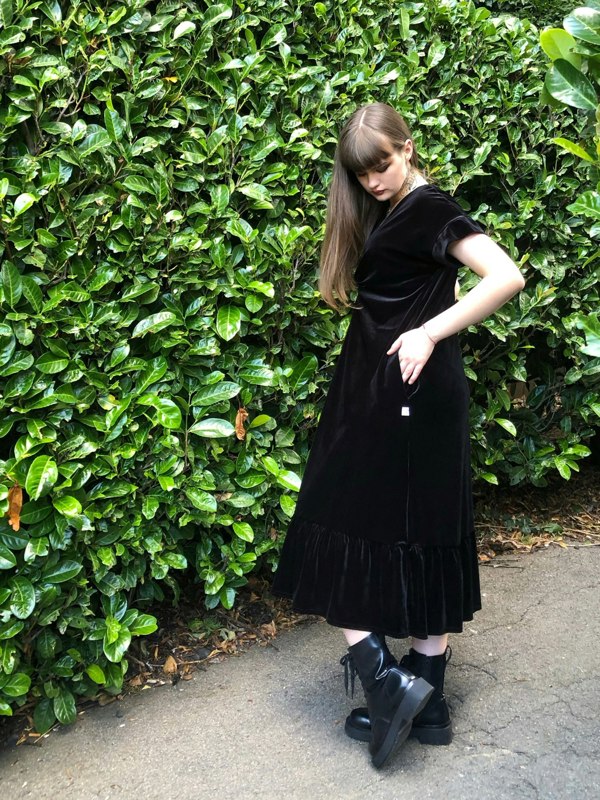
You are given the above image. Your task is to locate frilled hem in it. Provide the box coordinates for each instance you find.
[270,515,482,640]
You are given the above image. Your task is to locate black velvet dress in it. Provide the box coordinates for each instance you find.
[271,184,485,639]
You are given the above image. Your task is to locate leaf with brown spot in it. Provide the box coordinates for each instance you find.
[235,406,249,440]
[7,483,23,531]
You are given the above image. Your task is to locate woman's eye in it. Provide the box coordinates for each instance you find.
[377,163,389,173]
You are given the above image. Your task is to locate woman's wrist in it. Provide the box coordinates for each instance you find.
[421,323,437,345]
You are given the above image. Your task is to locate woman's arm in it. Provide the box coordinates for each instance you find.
[387,233,526,385]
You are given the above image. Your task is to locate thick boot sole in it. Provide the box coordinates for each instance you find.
[370,677,433,769]
[345,714,452,747]
[410,722,453,746]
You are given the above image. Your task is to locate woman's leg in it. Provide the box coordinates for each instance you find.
[411,634,448,656]
[342,628,372,646]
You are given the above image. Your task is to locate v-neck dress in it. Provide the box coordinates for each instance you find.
[271,184,485,639]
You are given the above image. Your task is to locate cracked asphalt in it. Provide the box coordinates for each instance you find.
[1,545,599,800]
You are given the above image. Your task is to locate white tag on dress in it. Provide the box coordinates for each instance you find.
[401,406,410,416]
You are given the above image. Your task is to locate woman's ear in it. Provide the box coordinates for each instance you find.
[404,139,413,159]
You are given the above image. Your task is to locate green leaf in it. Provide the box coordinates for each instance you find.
[153,398,182,429]
[545,59,597,111]
[13,192,36,216]
[248,414,272,428]
[202,4,232,27]
[77,130,111,157]
[129,613,158,635]
[192,381,241,405]
[104,108,125,143]
[123,175,154,194]
[0,545,17,570]
[1,261,22,306]
[0,0,14,27]
[261,23,287,49]
[35,352,69,374]
[552,137,595,162]
[232,522,254,542]
[237,182,273,209]
[25,456,58,500]
[53,688,76,724]
[567,191,600,220]
[188,418,235,437]
[540,28,580,68]
[173,20,196,39]
[85,664,106,684]
[132,312,177,338]
[33,699,56,734]
[8,576,35,619]
[53,495,83,517]
[216,306,242,341]
[279,494,296,517]
[211,184,230,213]
[1,672,31,698]
[289,355,318,390]
[103,629,131,662]
[495,418,517,437]
[225,492,255,508]
[185,487,218,512]
[42,559,83,583]
[276,470,302,491]
[564,8,600,46]
[21,276,43,312]
[479,472,499,485]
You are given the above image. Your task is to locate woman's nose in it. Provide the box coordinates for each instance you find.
[367,172,379,188]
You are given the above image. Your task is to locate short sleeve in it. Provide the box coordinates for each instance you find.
[432,214,486,269]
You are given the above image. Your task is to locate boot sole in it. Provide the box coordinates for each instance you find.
[345,717,453,746]
[370,677,433,769]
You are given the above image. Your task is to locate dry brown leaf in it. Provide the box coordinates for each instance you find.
[7,483,22,532]
[235,407,249,440]
[260,621,276,638]
[163,655,178,674]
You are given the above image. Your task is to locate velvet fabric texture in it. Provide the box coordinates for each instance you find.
[271,185,485,638]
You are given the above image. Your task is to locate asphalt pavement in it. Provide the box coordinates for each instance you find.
[1,545,599,800]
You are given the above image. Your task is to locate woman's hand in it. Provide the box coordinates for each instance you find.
[386,326,435,385]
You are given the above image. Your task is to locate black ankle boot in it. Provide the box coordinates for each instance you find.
[345,646,453,746]
[341,634,434,768]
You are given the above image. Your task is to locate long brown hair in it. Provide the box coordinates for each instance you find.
[319,103,420,312]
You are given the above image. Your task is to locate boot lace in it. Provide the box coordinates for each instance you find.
[339,652,358,698]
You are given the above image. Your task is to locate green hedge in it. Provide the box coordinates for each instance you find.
[0,0,598,730]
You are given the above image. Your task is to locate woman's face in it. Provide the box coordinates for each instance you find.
[354,138,413,209]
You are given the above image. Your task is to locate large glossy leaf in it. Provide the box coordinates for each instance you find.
[132,312,177,338]
[289,355,318,390]
[216,305,242,340]
[185,487,217,512]
[192,381,241,405]
[564,8,600,46]
[545,59,597,111]
[1,261,22,306]
[53,688,76,724]
[42,559,83,583]
[25,456,58,500]
[188,418,235,437]
[540,28,580,67]
[9,577,36,619]
[567,191,600,219]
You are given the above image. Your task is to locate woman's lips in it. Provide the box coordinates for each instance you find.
[372,189,386,196]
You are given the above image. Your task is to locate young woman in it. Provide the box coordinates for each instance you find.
[271,103,525,769]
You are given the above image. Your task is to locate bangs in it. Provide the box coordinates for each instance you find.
[339,126,392,174]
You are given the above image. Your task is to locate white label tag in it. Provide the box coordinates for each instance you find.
[401,406,410,417]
